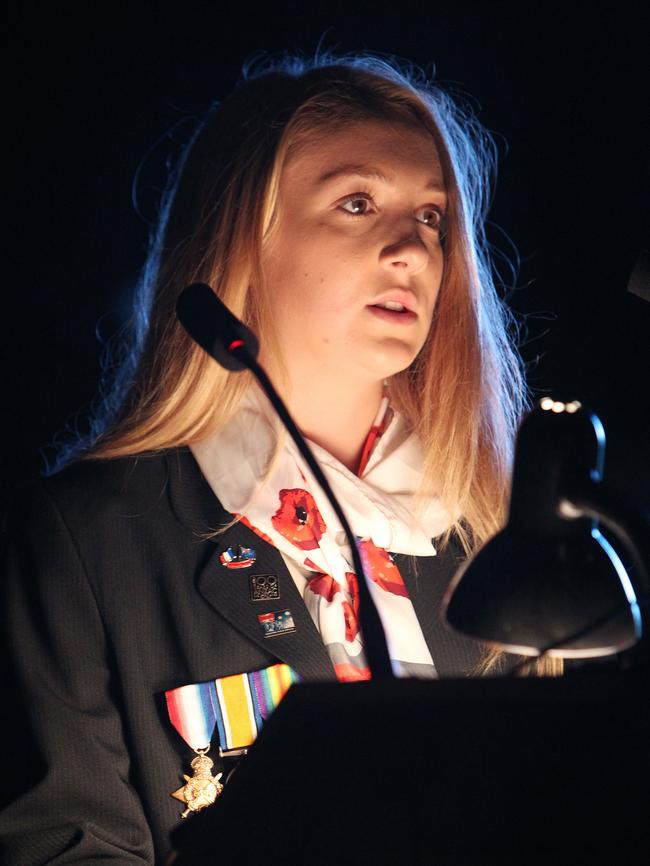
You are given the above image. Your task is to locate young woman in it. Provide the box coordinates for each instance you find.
[1,53,561,864]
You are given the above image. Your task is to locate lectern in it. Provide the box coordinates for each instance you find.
[171,669,650,865]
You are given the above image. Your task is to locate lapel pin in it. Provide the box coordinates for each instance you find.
[258,609,296,638]
[219,545,256,569]
[250,573,280,601]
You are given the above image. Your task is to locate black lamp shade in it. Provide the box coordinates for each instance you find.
[444,525,641,657]
[442,399,644,658]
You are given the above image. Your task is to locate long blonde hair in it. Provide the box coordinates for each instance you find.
[60,54,560,675]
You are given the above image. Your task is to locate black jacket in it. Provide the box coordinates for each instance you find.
[1,447,490,864]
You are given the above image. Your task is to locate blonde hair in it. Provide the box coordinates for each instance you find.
[61,54,561,676]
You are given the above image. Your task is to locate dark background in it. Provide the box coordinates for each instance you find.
[4,0,650,508]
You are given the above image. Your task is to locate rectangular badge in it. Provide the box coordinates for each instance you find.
[249,573,280,601]
[257,609,296,638]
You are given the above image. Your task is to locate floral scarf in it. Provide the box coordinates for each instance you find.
[191,386,454,681]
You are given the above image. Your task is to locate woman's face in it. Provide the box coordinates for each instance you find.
[260,119,447,389]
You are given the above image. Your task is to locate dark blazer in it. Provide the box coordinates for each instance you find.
[1,446,492,864]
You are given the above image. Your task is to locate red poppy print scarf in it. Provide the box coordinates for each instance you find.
[191,385,454,681]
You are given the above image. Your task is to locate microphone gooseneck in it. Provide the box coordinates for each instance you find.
[176,282,394,680]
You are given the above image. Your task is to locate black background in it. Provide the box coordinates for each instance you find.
[5,0,650,507]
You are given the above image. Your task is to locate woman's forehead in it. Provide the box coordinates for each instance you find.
[283,119,445,190]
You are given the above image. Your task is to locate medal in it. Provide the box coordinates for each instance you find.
[170,748,223,818]
[165,664,299,816]
[166,681,223,818]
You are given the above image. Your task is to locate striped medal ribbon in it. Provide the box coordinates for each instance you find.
[166,663,300,757]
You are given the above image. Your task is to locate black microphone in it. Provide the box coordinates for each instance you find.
[176,282,259,372]
[176,283,394,680]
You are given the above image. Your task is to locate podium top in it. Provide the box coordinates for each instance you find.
[172,669,650,865]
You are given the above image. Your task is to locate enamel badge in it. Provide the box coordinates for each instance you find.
[249,573,280,601]
[257,609,296,638]
[219,545,256,569]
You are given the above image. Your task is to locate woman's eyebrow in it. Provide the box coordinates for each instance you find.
[316,162,445,193]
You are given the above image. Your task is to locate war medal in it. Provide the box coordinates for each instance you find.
[171,748,223,818]
[165,668,300,818]
[166,683,222,819]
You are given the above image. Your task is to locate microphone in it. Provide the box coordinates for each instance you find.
[176,282,259,372]
[176,283,393,680]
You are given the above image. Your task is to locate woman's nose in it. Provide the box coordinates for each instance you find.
[379,233,429,275]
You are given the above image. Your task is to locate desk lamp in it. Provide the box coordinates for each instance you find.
[443,399,648,660]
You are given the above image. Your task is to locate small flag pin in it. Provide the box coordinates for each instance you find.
[257,609,296,638]
[219,545,256,569]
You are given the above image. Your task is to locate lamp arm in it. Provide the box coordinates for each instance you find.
[561,479,650,597]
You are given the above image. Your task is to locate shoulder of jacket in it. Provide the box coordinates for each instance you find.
[8,449,183,533]
[53,448,171,496]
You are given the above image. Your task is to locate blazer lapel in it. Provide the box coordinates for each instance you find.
[166,447,335,682]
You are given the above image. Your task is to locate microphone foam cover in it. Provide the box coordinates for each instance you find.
[176,283,259,372]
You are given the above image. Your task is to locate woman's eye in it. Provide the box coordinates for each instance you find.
[415,205,445,230]
[339,195,375,216]
[338,196,446,231]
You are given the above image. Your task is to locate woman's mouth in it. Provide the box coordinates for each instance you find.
[367,304,418,324]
